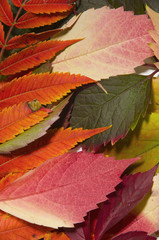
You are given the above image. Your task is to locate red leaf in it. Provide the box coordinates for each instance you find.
[0,0,13,26]
[112,231,156,240]
[11,0,22,7]
[6,29,62,50]
[0,127,110,176]
[23,0,76,14]
[94,166,157,240]
[0,39,79,75]
[0,102,51,143]
[0,152,137,228]
[0,72,94,110]
[0,22,5,47]
[15,11,71,29]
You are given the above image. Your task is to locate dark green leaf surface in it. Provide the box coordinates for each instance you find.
[70,74,151,148]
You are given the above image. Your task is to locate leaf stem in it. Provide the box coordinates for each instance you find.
[0,0,28,62]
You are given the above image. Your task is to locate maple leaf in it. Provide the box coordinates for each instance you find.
[0,151,137,228]
[0,39,80,75]
[0,101,51,144]
[70,74,151,148]
[104,113,159,174]
[23,0,76,14]
[52,7,153,80]
[0,126,110,174]
[0,72,94,110]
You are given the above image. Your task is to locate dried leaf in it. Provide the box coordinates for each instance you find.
[0,102,51,144]
[52,7,153,80]
[15,11,71,29]
[0,0,13,26]
[23,0,76,14]
[0,151,137,228]
[0,39,79,75]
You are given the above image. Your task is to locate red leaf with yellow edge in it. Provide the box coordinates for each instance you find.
[0,101,51,144]
[23,0,76,14]
[44,232,70,240]
[0,22,4,47]
[0,39,79,75]
[0,72,94,110]
[0,126,110,177]
[0,210,50,240]
[6,29,62,50]
[0,0,13,26]
[11,0,23,7]
[15,11,71,29]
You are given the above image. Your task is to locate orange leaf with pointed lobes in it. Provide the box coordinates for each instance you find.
[0,72,94,110]
[6,29,62,50]
[23,0,76,14]
[0,126,111,177]
[0,210,50,240]
[0,22,4,47]
[0,101,51,144]
[0,0,13,26]
[15,11,71,29]
[0,39,79,75]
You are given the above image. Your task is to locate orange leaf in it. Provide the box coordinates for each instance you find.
[0,210,50,240]
[0,102,51,144]
[0,126,110,177]
[23,0,76,14]
[0,72,93,110]
[15,11,71,29]
[6,29,61,50]
[0,0,13,26]
[11,0,22,7]
[0,39,79,75]
[0,173,24,192]
[0,22,4,47]
[44,232,70,240]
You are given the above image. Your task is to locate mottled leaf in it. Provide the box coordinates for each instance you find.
[0,151,137,228]
[15,11,71,29]
[0,126,110,174]
[70,74,151,148]
[0,72,94,110]
[52,7,153,80]
[0,0,13,26]
[0,101,51,144]
[95,166,157,240]
[23,0,76,14]
[0,39,79,75]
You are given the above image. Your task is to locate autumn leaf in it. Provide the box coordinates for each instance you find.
[151,77,159,112]
[0,0,13,26]
[15,11,71,29]
[0,72,94,110]
[0,101,51,144]
[104,113,159,173]
[112,231,156,240]
[11,0,22,7]
[94,166,157,240]
[0,39,80,75]
[23,0,76,14]
[0,151,137,228]
[44,232,70,240]
[0,96,69,153]
[146,5,159,33]
[0,126,110,174]
[0,22,4,47]
[52,7,153,80]
[70,74,151,148]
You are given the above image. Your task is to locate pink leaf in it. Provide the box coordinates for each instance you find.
[0,152,137,228]
[52,7,154,80]
[112,231,156,240]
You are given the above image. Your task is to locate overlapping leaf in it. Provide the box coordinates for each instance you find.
[0,22,4,47]
[104,113,159,173]
[0,72,94,110]
[0,0,13,26]
[0,151,137,228]
[112,232,156,240]
[23,0,76,14]
[44,232,70,240]
[0,101,51,144]
[0,126,110,174]
[70,74,151,148]
[52,7,153,80]
[0,39,79,75]
[11,0,23,7]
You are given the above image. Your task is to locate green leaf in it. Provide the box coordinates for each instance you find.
[0,96,70,153]
[70,74,151,148]
[105,0,145,14]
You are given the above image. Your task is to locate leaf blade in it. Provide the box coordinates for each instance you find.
[0,0,13,26]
